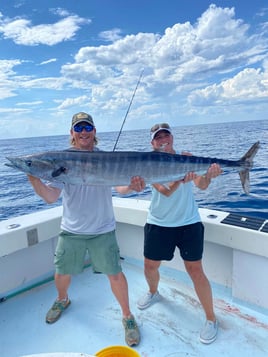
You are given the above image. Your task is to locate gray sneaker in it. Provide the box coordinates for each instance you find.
[199,319,219,344]
[122,314,140,346]
[137,291,160,310]
[46,298,71,324]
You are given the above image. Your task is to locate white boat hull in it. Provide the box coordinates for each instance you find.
[1,199,268,356]
[1,198,267,311]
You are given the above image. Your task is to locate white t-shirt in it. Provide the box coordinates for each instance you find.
[49,147,116,235]
[60,184,116,235]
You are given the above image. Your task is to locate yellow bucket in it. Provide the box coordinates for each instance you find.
[95,345,140,357]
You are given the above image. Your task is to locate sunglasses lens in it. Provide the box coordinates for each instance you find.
[151,124,159,132]
[150,123,170,133]
[74,124,94,132]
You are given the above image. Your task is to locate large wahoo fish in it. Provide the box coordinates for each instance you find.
[6,142,260,194]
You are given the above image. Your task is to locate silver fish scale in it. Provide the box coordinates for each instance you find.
[43,151,240,185]
[5,141,260,193]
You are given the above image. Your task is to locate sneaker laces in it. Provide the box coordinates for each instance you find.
[53,299,68,311]
[125,317,137,329]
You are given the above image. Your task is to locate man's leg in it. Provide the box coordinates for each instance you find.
[108,272,140,346]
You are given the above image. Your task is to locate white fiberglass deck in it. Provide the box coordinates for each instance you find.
[1,258,268,357]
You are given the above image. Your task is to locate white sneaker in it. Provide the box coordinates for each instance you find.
[199,319,219,344]
[137,291,160,310]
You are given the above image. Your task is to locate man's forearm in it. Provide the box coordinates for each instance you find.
[28,176,61,203]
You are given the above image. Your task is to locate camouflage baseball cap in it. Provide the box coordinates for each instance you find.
[71,112,94,127]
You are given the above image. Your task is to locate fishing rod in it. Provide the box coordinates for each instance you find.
[112,69,144,151]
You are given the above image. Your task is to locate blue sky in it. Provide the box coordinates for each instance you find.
[0,0,268,138]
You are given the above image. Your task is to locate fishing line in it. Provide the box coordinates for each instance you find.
[112,69,144,151]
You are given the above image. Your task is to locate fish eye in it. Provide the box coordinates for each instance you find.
[26,160,32,167]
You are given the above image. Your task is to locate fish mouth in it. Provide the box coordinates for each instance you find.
[5,157,18,169]
[5,162,17,169]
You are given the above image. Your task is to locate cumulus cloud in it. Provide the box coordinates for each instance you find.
[1,4,268,131]
[64,5,264,83]
[73,32,158,66]
[60,4,268,108]
[189,67,268,106]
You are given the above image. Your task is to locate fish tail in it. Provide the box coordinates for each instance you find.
[238,141,260,194]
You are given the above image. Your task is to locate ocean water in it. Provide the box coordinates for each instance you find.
[0,119,267,221]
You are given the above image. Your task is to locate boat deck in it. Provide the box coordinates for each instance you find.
[1,257,268,357]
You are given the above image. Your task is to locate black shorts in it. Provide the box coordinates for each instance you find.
[144,222,204,262]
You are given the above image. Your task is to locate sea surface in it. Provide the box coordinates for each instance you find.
[0,119,267,221]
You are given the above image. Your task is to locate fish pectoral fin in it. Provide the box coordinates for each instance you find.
[52,166,67,178]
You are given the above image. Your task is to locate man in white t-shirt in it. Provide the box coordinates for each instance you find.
[28,112,145,347]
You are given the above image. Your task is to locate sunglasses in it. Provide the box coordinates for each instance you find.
[73,124,94,133]
[150,123,170,133]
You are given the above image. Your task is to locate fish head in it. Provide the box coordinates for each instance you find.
[5,155,55,180]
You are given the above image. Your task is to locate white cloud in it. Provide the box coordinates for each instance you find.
[0,58,69,100]
[16,100,43,106]
[0,107,31,114]
[60,4,268,107]
[0,13,89,45]
[65,5,264,84]
[39,58,57,65]
[73,32,158,66]
[56,95,89,110]
[256,7,268,17]
[99,28,123,42]
[21,77,68,90]
[0,59,23,99]
[0,4,268,136]
[0,59,22,77]
[49,7,72,17]
[188,67,268,106]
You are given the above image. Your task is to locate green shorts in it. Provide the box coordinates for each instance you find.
[54,230,122,275]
